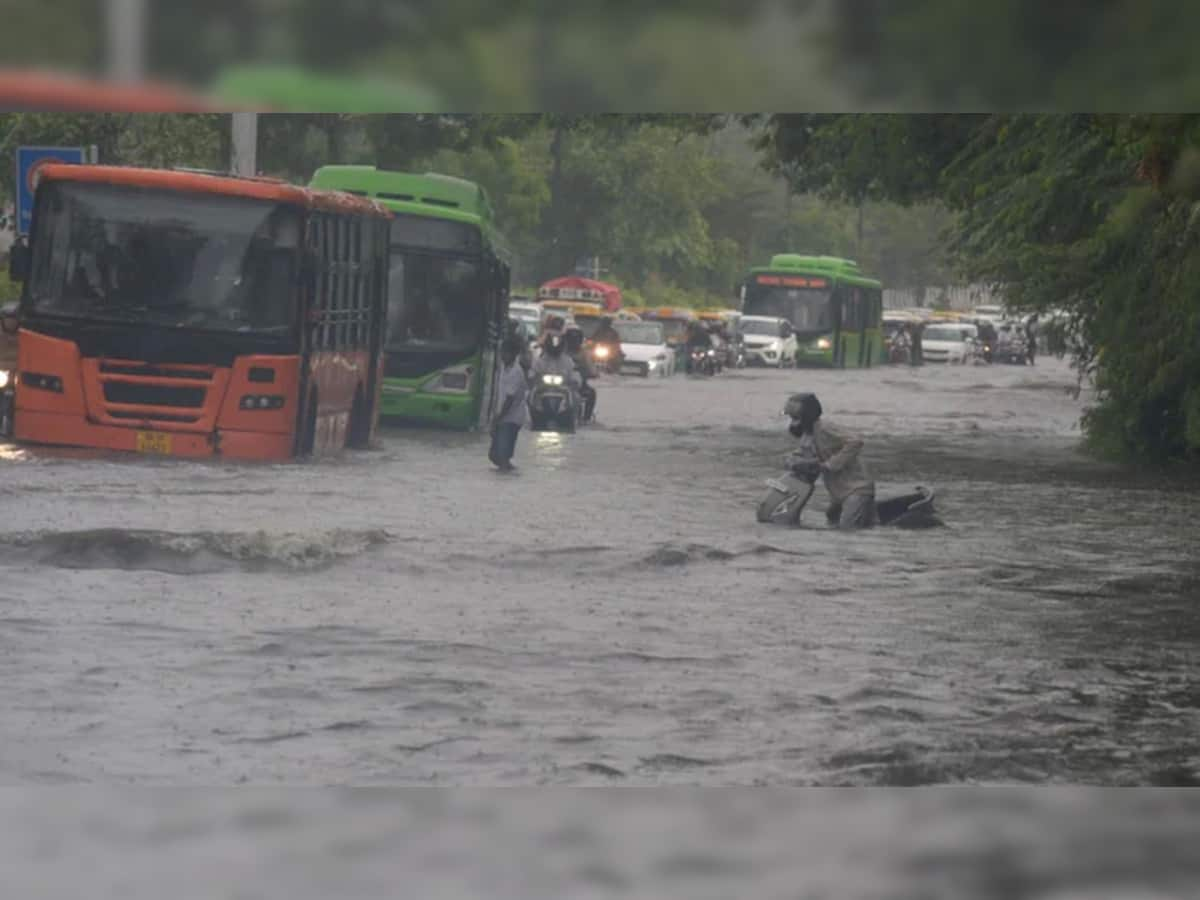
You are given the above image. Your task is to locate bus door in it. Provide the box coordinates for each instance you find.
[853,289,867,368]
[364,219,388,434]
[831,288,846,367]
[294,214,322,453]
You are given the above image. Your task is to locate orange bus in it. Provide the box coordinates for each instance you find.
[5,164,393,460]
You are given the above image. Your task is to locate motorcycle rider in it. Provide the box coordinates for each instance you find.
[588,315,622,372]
[532,331,581,390]
[785,392,877,530]
[564,325,598,423]
[540,313,567,344]
[685,321,714,373]
[504,316,534,376]
[976,319,998,362]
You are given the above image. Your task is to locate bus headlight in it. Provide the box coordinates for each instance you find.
[421,365,473,393]
[22,372,63,393]
[240,394,284,410]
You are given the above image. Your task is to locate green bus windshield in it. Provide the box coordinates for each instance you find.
[386,248,483,354]
[746,286,834,331]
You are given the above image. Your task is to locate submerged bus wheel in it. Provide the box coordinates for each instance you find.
[299,392,318,458]
[347,386,370,450]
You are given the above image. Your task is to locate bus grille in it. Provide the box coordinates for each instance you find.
[85,358,222,431]
[103,382,206,408]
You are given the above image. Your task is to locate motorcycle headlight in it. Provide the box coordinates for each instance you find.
[816,337,832,350]
[0,370,9,390]
[542,374,564,386]
[594,345,610,359]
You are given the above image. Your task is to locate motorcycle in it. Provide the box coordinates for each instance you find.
[756,450,944,529]
[993,336,1028,365]
[528,373,579,433]
[888,337,912,365]
[589,340,622,374]
[686,346,719,376]
[967,338,992,365]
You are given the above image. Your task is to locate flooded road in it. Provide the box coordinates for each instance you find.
[1,357,1198,786]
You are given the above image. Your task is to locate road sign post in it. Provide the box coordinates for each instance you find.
[16,146,86,236]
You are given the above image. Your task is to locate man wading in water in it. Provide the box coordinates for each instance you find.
[786,392,878,529]
[489,336,528,473]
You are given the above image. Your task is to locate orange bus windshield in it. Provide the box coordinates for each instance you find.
[26,179,301,341]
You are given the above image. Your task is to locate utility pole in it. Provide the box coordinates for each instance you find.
[230,113,259,177]
[105,0,147,82]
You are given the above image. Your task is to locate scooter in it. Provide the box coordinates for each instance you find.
[686,346,718,376]
[756,450,944,528]
[528,374,579,433]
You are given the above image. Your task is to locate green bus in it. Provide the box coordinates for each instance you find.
[309,166,512,429]
[739,254,884,368]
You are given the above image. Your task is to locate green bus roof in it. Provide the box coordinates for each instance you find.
[309,165,510,260]
[747,253,881,288]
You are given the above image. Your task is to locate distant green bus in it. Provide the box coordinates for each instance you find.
[310,166,512,429]
[739,255,884,368]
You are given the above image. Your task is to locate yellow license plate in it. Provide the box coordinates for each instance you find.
[135,431,173,455]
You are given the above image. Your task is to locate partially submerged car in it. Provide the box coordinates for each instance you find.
[613,320,675,377]
[920,322,978,363]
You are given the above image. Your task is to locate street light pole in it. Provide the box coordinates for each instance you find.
[106,0,147,83]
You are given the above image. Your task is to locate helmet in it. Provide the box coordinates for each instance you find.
[784,392,822,422]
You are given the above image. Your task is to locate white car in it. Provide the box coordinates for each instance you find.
[921,322,978,363]
[739,315,798,368]
[509,301,543,333]
[613,320,675,377]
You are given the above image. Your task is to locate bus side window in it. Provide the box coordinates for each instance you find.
[332,216,343,351]
[350,218,362,347]
[320,214,332,352]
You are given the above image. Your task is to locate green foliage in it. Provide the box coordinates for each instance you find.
[0,273,20,304]
[0,113,226,201]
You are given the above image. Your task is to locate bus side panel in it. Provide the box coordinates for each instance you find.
[309,349,366,455]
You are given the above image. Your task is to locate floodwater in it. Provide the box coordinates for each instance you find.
[1,357,1198,787]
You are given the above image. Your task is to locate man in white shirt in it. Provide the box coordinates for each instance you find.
[489,336,528,473]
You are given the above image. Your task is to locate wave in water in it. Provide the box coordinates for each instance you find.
[0,528,391,574]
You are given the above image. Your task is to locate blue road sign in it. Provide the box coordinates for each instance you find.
[16,146,85,236]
